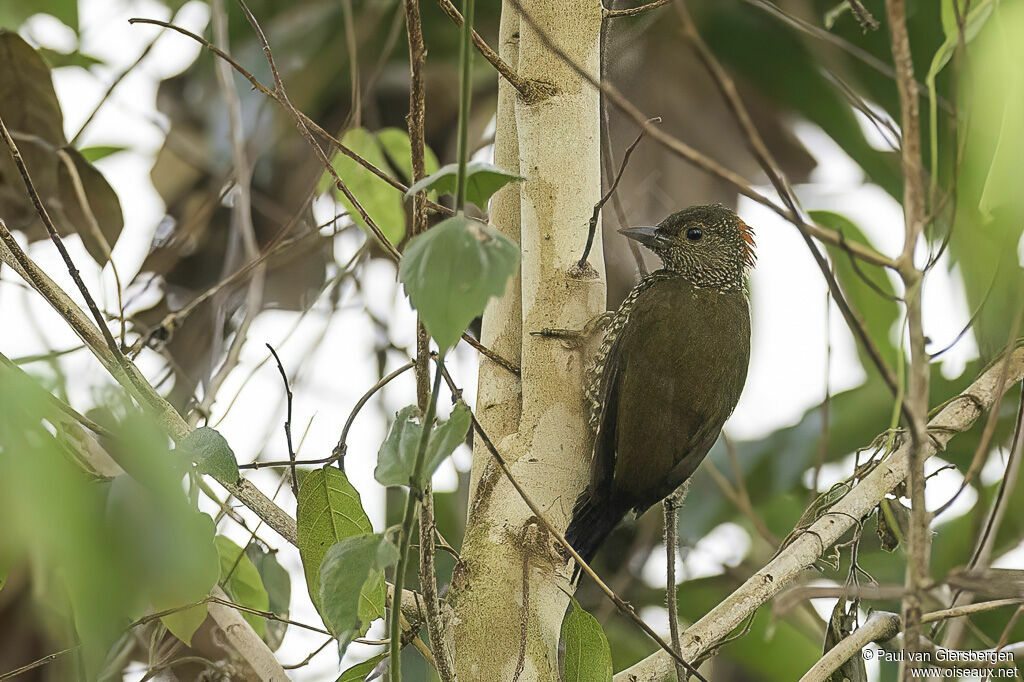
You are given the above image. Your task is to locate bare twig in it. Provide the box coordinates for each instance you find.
[604,0,669,18]
[664,493,686,682]
[578,122,654,270]
[0,648,78,681]
[265,344,298,498]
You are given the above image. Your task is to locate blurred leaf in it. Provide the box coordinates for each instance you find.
[179,426,240,485]
[319,534,398,653]
[105,474,220,646]
[375,401,471,488]
[55,146,124,265]
[78,145,128,162]
[321,127,406,245]
[215,536,269,638]
[399,215,520,351]
[338,653,387,682]
[246,544,291,650]
[561,599,612,682]
[811,210,899,368]
[0,0,78,32]
[0,30,66,230]
[377,127,440,185]
[946,2,1024,356]
[296,466,383,636]
[38,47,103,69]
[404,161,523,210]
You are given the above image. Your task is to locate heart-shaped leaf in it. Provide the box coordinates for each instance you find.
[399,215,519,351]
[404,161,523,209]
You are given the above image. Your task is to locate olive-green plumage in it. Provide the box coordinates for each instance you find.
[566,204,755,563]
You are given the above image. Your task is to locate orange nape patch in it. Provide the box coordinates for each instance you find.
[739,219,757,268]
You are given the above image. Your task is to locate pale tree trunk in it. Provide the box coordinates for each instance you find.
[449,0,605,679]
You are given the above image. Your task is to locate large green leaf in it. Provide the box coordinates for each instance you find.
[321,127,406,245]
[561,599,613,682]
[404,161,523,210]
[399,215,520,351]
[215,536,270,638]
[375,401,471,488]
[296,467,384,634]
[318,533,398,652]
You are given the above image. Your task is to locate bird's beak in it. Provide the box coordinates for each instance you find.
[618,225,667,250]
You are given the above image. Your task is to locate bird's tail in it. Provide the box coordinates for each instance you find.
[564,491,629,576]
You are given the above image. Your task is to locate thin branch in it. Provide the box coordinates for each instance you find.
[604,0,669,18]
[265,344,298,497]
[0,648,78,681]
[615,345,1024,681]
[578,121,655,270]
[885,0,931,664]
[663,493,686,682]
[437,0,555,103]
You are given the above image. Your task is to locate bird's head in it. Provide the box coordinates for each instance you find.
[619,203,755,291]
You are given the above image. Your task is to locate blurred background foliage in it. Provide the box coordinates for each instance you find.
[1,0,1023,679]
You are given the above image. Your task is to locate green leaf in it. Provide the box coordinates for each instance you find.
[320,127,406,245]
[398,215,520,351]
[246,545,291,650]
[404,161,523,209]
[374,405,422,488]
[561,599,613,682]
[377,127,440,185]
[78,145,129,163]
[375,401,472,488]
[215,536,270,638]
[296,467,384,637]
[337,653,386,682]
[318,533,396,650]
[179,426,239,485]
[424,400,471,477]
[0,0,78,32]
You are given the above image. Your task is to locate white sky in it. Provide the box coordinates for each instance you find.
[8,1,1018,679]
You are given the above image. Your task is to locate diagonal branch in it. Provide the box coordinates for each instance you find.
[436,0,555,103]
[614,344,1024,681]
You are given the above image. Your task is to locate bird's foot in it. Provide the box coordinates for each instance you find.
[531,312,613,348]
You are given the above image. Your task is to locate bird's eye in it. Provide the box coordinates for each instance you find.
[686,227,703,241]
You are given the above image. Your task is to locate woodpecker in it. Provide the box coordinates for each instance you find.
[566,204,755,564]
